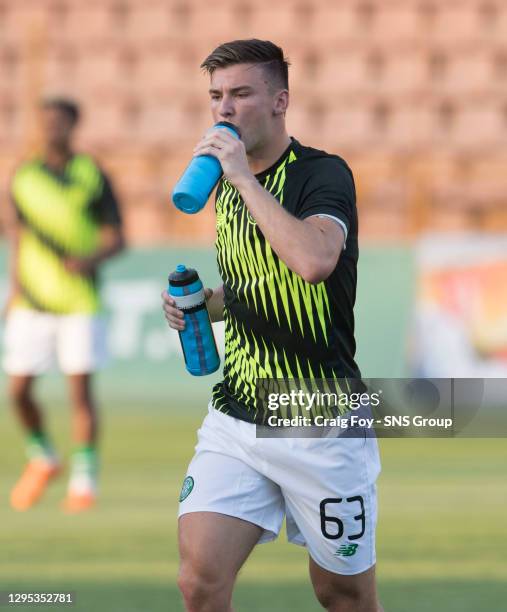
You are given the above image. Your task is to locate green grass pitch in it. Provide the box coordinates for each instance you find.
[1,404,506,611]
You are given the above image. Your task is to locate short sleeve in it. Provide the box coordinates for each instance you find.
[295,158,355,237]
[90,172,122,226]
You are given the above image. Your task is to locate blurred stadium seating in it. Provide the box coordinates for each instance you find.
[0,0,506,244]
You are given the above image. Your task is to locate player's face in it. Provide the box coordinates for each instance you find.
[40,108,75,149]
[208,63,287,154]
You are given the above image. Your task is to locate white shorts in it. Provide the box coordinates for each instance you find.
[179,403,381,575]
[2,308,107,376]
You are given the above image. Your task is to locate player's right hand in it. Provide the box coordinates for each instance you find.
[161,288,213,330]
[162,290,185,330]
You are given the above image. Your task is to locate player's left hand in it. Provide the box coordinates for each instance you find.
[63,256,97,275]
[193,129,254,188]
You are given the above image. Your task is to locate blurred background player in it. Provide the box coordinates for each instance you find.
[3,97,125,513]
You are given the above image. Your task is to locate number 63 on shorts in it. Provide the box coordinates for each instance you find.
[179,403,380,575]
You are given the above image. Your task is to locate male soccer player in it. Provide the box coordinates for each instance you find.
[3,97,124,513]
[163,40,383,611]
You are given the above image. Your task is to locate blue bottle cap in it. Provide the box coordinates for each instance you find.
[169,265,198,285]
[214,121,241,138]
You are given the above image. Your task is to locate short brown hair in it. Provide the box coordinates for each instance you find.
[201,39,290,90]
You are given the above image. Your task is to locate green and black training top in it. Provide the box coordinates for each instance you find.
[212,138,360,424]
[10,153,121,314]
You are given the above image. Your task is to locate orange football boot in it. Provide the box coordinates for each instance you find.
[61,491,96,514]
[10,460,61,511]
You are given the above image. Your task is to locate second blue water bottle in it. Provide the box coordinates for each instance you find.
[168,265,220,376]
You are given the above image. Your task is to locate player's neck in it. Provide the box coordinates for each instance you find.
[43,145,73,172]
[247,132,292,176]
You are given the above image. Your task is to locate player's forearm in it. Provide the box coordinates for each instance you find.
[6,225,20,294]
[234,176,338,284]
[63,228,125,275]
[4,197,21,294]
[206,284,224,322]
[90,227,125,266]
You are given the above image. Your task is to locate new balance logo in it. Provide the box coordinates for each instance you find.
[334,544,359,557]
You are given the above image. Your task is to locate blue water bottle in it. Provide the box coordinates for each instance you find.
[168,265,220,376]
[172,121,241,214]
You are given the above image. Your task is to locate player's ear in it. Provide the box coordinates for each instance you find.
[273,90,289,116]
